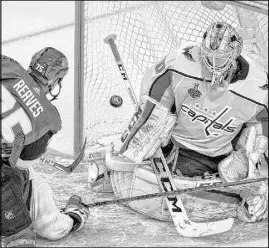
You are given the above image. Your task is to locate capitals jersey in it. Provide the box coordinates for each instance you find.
[140,45,268,157]
[1,55,62,147]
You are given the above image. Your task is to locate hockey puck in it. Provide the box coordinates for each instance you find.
[110,95,123,107]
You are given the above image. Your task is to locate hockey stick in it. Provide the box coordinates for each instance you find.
[152,150,234,237]
[9,129,25,168]
[82,177,267,208]
[39,138,87,173]
[104,34,234,237]
[104,34,138,108]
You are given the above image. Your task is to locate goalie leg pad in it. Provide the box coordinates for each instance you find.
[128,165,171,221]
[107,159,168,217]
[127,164,238,221]
[107,148,151,198]
[110,170,134,202]
[106,148,150,171]
[107,151,152,201]
[86,145,147,193]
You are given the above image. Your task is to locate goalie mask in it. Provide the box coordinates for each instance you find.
[201,22,243,87]
[28,47,69,101]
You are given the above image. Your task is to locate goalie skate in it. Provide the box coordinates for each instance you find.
[86,146,113,193]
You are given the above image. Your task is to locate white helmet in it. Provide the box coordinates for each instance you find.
[201,22,243,86]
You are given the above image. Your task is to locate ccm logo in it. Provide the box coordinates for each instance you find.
[161,177,183,213]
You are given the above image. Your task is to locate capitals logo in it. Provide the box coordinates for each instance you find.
[181,103,237,137]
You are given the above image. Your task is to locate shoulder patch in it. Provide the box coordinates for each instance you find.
[182,46,195,62]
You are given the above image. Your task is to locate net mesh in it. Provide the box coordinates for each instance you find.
[82,1,268,147]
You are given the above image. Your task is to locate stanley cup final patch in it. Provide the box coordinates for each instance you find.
[188,83,202,99]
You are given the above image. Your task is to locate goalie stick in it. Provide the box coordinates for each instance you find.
[104,33,235,237]
[152,149,234,237]
[104,34,138,108]
[82,177,267,208]
[39,138,87,173]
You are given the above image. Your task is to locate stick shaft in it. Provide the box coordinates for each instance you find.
[104,34,138,108]
[82,177,267,208]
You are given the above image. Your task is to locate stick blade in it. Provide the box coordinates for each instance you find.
[8,131,25,168]
[40,138,87,173]
[54,138,87,173]
[176,218,234,237]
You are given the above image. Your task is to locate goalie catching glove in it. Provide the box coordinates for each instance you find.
[118,95,176,163]
[62,195,89,232]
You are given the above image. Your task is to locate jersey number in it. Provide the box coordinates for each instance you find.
[2,85,32,143]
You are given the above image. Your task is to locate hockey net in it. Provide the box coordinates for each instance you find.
[80,1,268,149]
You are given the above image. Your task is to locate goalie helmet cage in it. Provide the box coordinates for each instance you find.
[73,1,268,157]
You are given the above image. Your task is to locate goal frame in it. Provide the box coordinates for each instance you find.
[74,1,85,157]
[74,1,268,157]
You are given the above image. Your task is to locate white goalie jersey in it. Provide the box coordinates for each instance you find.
[128,45,268,158]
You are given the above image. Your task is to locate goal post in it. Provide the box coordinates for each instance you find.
[74,1,85,156]
[74,1,268,157]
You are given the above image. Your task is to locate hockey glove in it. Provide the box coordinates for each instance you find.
[63,195,89,232]
[119,95,176,163]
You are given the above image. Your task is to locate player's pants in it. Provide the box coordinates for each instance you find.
[28,166,74,240]
[2,166,73,247]
[172,147,227,177]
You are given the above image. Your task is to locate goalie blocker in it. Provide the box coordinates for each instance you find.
[118,95,177,163]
